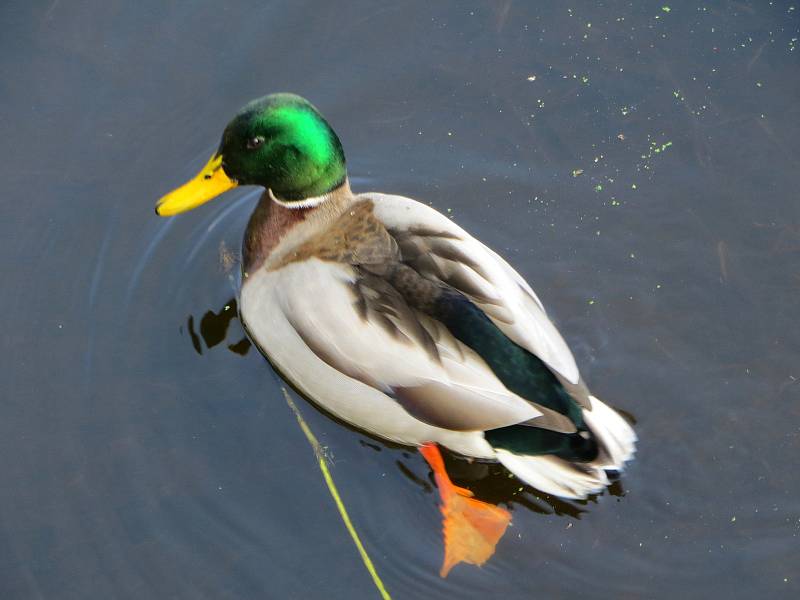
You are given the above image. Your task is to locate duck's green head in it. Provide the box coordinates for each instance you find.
[156,93,346,216]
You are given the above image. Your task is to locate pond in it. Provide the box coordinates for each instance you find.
[1,1,798,598]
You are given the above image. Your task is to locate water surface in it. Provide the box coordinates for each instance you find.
[1,1,799,598]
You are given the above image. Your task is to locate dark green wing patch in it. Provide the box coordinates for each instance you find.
[430,289,584,427]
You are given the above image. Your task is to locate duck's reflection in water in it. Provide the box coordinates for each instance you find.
[185,297,251,356]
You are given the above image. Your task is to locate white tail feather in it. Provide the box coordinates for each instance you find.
[495,451,609,499]
[492,396,636,499]
[582,395,637,471]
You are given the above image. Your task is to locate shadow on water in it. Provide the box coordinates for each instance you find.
[189,296,634,523]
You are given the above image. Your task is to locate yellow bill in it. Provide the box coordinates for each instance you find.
[155,154,238,216]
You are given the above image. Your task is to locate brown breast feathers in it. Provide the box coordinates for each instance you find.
[269,200,399,271]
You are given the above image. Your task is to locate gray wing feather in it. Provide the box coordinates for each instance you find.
[369,193,582,386]
[277,260,541,432]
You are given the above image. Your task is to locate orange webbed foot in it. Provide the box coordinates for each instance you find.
[419,443,512,577]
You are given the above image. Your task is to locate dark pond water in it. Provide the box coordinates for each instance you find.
[2,1,799,598]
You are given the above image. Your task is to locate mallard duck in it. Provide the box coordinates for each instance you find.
[156,93,636,502]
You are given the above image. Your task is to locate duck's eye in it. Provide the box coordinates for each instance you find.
[246,136,265,150]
